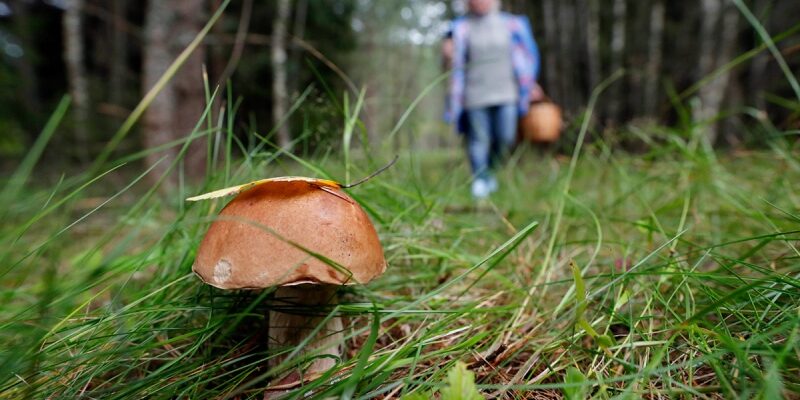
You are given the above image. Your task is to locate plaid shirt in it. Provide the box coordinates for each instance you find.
[445,13,540,134]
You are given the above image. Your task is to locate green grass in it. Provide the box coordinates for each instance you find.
[1,103,799,399]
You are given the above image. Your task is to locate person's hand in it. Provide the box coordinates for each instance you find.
[441,38,454,69]
[531,83,545,102]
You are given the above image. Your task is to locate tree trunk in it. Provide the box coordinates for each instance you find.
[696,0,738,145]
[557,1,573,111]
[109,0,128,107]
[143,1,176,184]
[697,0,722,83]
[9,0,42,123]
[747,0,769,111]
[173,0,208,176]
[63,0,90,163]
[272,0,292,149]
[362,28,381,149]
[207,0,227,137]
[583,0,601,95]
[142,0,207,187]
[541,0,559,102]
[607,0,627,124]
[643,0,665,117]
[287,0,308,99]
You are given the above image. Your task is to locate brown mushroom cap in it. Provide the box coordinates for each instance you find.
[192,180,386,289]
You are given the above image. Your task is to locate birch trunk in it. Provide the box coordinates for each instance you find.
[272,0,292,149]
[143,0,176,183]
[608,0,627,124]
[363,35,381,149]
[142,0,207,186]
[643,0,665,117]
[63,0,90,163]
[697,0,722,81]
[696,0,738,144]
[173,0,207,176]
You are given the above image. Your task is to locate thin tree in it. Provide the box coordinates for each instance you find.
[607,0,627,124]
[9,0,42,122]
[696,0,739,144]
[174,0,208,175]
[109,0,128,107]
[643,0,665,117]
[287,0,308,98]
[747,0,770,111]
[63,0,90,163]
[557,0,574,110]
[272,0,292,149]
[359,1,381,148]
[142,0,175,183]
[541,0,559,101]
[142,0,207,186]
[583,0,601,95]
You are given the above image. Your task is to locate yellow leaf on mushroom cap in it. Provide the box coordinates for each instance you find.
[186,176,341,201]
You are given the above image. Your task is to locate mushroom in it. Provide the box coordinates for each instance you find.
[190,177,386,383]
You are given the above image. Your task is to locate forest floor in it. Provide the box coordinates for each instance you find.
[1,141,799,399]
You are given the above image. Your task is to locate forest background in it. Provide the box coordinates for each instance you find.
[1,0,798,172]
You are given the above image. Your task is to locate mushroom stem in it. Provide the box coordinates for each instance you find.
[268,284,343,382]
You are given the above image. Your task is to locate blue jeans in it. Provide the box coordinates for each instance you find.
[465,103,517,180]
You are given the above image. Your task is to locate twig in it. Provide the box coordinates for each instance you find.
[341,155,399,189]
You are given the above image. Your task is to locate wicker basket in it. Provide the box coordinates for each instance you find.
[520,101,562,143]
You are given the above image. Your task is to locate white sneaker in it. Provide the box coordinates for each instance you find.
[471,178,491,199]
[487,176,498,193]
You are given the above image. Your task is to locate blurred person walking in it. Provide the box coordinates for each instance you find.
[444,0,540,199]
